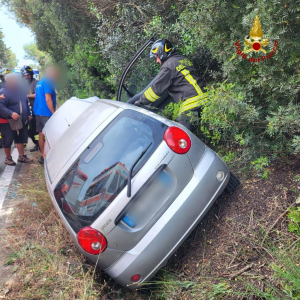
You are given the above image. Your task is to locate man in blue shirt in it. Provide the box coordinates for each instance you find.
[34,66,59,164]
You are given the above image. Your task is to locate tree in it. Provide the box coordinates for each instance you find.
[2,0,300,161]
[0,27,18,69]
[7,49,18,68]
[23,42,52,69]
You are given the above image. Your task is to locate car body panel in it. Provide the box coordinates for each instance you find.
[187,133,206,169]
[45,101,119,183]
[103,152,194,251]
[44,97,99,149]
[104,147,229,287]
[43,96,232,287]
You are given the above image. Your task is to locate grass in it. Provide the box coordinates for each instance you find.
[0,163,104,299]
[148,223,300,300]
[2,158,300,299]
[0,162,148,299]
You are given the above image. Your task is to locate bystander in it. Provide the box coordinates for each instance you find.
[34,66,59,164]
[0,73,31,165]
[21,65,39,152]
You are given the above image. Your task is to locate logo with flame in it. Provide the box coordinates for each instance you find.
[244,16,269,53]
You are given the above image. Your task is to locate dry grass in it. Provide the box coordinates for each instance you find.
[3,156,300,299]
[0,162,105,299]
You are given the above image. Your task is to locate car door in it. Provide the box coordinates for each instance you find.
[116,38,174,110]
[116,37,155,102]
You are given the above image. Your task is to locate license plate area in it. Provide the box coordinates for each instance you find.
[115,165,176,230]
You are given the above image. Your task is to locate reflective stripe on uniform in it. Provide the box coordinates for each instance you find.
[144,87,160,102]
[179,69,207,114]
[179,95,208,114]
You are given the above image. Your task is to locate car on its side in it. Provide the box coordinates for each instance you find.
[43,38,240,289]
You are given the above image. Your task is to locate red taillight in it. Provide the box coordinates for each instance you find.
[163,127,191,154]
[77,227,107,255]
[131,274,141,282]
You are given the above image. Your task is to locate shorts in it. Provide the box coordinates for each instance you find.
[0,123,28,148]
[36,116,50,133]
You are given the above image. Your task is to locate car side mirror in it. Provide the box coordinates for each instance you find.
[127,85,137,97]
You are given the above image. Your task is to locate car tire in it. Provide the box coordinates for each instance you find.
[225,172,240,194]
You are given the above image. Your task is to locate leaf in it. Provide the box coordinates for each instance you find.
[296,195,300,204]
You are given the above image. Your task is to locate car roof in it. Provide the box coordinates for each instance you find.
[97,99,174,127]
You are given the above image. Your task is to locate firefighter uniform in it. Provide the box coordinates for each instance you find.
[139,54,207,122]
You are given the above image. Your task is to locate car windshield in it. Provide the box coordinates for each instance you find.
[54,109,167,232]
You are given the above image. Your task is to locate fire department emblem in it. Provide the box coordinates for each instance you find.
[244,15,269,53]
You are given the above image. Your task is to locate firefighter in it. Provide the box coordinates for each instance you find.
[0,68,11,89]
[21,65,39,152]
[134,39,207,131]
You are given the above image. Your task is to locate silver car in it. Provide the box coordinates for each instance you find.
[43,39,240,289]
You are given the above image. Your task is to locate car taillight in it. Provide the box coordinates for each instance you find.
[77,227,107,255]
[164,127,191,154]
[131,274,141,282]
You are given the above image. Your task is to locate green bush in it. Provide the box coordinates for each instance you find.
[4,0,300,162]
[173,0,300,160]
[287,206,300,235]
[63,40,114,99]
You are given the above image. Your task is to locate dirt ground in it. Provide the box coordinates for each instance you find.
[165,156,299,287]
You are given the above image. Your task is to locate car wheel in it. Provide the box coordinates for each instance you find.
[225,171,240,194]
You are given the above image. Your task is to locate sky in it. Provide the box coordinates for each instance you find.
[0,5,36,68]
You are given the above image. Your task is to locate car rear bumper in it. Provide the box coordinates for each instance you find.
[103,147,229,288]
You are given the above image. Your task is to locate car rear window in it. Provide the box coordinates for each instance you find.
[54,109,167,233]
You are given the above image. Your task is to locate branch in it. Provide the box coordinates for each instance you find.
[261,201,295,246]
[228,263,254,279]
[124,3,147,18]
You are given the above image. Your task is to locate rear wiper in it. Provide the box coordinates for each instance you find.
[127,142,152,197]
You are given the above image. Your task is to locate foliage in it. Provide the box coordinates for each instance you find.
[173,0,300,160]
[251,156,270,178]
[0,28,18,69]
[2,0,300,161]
[1,0,111,98]
[222,151,235,163]
[87,0,300,161]
[63,39,114,99]
[23,42,52,71]
[287,206,300,235]
[159,101,182,121]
